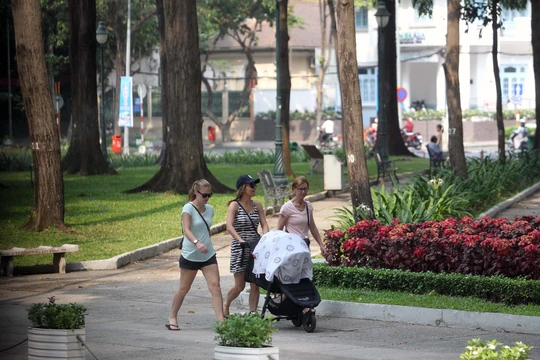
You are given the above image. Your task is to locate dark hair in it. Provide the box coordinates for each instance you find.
[430,135,438,143]
[436,124,443,130]
[188,179,211,201]
[227,185,249,206]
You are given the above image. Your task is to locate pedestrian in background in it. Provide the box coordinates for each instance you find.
[223,174,269,316]
[277,176,326,256]
[167,179,224,330]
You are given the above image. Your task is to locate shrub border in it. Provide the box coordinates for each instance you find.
[313,263,540,305]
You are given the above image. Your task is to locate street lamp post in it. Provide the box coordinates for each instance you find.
[96,21,109,161]
[273,0,287,186]
[374,1,390,163]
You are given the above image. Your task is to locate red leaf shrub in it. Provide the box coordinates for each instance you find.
[324,216,540,279]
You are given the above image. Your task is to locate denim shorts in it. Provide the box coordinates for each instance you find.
[179,254,217,271]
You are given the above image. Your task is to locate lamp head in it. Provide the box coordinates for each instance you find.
[374,1,391,28]
[96,21,109,45]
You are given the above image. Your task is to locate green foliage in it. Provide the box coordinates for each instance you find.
[28,298,86,330]
[256,108,342,121]
[401,108,536,121]
[461,339,533,360]
[214,313,276,348]
[0,146,32,171]
[312,263,540,305]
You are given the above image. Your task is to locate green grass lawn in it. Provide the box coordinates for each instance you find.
[0,157,428,266]
[317,287,540,317]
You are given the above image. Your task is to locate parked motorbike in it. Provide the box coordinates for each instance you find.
[401,129,423,150]
[315,127,339,150]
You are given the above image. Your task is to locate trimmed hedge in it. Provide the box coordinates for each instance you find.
[313,263,540,305]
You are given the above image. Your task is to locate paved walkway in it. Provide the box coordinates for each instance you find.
[1,181,540,359]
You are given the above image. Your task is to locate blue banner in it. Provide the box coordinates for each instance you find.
[119,76,133,127]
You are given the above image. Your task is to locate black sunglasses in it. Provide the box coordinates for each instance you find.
[248,182,257,189]
[197,190,213,199]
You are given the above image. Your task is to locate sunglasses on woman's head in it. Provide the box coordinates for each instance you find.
[197,190,213,199]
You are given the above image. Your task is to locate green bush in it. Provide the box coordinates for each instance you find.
[312,264,540,305]
[205,148,308,165]
[461,339,533,360]
[27,297,86,330]
[214,313,276,348]
[0,146,32,171]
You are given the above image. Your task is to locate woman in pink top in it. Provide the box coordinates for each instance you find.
[276,176,325,256]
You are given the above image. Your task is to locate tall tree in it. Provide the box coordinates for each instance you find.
[154,0,167,164]
[382,0,411,156]
[11,0,66,231]
[63,0,115,175]
[491,0,505,162]
[335,0,373,219]
[531,0,539,150]
[128,0,229,194]
[443,0,468,178]
[315,0,333,127]
[279,0,294,178]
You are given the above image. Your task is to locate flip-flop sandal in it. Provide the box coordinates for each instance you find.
[165,323,180,331]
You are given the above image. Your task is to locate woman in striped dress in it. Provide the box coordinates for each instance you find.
[223,174,269,316]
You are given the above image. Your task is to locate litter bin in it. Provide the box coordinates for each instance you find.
[112,134,122,153]
[324,154,343,191]
[208,126,216,142]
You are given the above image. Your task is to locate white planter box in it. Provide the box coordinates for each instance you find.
[214,345,279,359]
[28,327,85,360]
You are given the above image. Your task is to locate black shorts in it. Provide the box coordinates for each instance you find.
[179,254,217,271]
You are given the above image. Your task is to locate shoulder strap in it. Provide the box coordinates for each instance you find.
[236,200,260,235]
[190,203,211,235]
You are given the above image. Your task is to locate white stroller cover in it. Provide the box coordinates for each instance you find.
[252,230,313,284]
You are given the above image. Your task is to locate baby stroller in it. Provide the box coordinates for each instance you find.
[246,230,321,332]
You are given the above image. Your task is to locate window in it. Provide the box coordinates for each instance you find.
[355,7,368,29]
[359,68,376,104]
[501,65,526,102]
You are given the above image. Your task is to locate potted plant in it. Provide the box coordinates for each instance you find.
[214,312,279,359]
[27,296,87,359]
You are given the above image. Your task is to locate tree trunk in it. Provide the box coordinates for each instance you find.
[12,0,66,231]
[335,0,372,219]
[532,0,540,150]
[63,0,115,175]
[327,0,344,149]
[491,0,505,162]
[113,39,125,135]
[442,0,467,179]
[279,0,294,177]
[127,0,230,194]
[155,0,167,165]
[315,0,329,127]
[383,0,411,156]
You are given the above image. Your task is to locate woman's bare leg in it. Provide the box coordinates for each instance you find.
[223,272,246,316]
[201,264,224,320]
[168,268,198,329]
[248,282,260,312]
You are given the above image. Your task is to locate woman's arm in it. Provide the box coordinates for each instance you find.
[182,212,207,253]
[276,214,288,231]
[308,206,325,255]
[254,200,270,234]
[226,202,245,242]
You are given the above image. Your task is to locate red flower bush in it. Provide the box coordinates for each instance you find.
[324,216,540,279]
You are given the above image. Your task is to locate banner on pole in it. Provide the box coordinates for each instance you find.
[119,76,133,127]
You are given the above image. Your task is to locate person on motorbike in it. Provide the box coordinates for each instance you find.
[510,119,529,151]
[319,118,334,144]
[367,118,377,146]
[402,117,414,134]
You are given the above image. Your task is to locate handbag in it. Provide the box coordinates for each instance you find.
[179,203,211,250]
[236,201,261,283]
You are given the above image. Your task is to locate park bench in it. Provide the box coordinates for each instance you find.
[0,244,79,277]
[373,151,399,185]
[426,145,445,176]
[257,169,292,214]
[301,144,324,175]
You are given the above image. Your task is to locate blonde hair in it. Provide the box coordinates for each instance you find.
[291,176,309,191]
[188,179,211,201]
[227,185,247,206]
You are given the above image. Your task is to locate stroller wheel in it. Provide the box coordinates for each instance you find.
[302,311,316,333]
[291,315,303,327]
